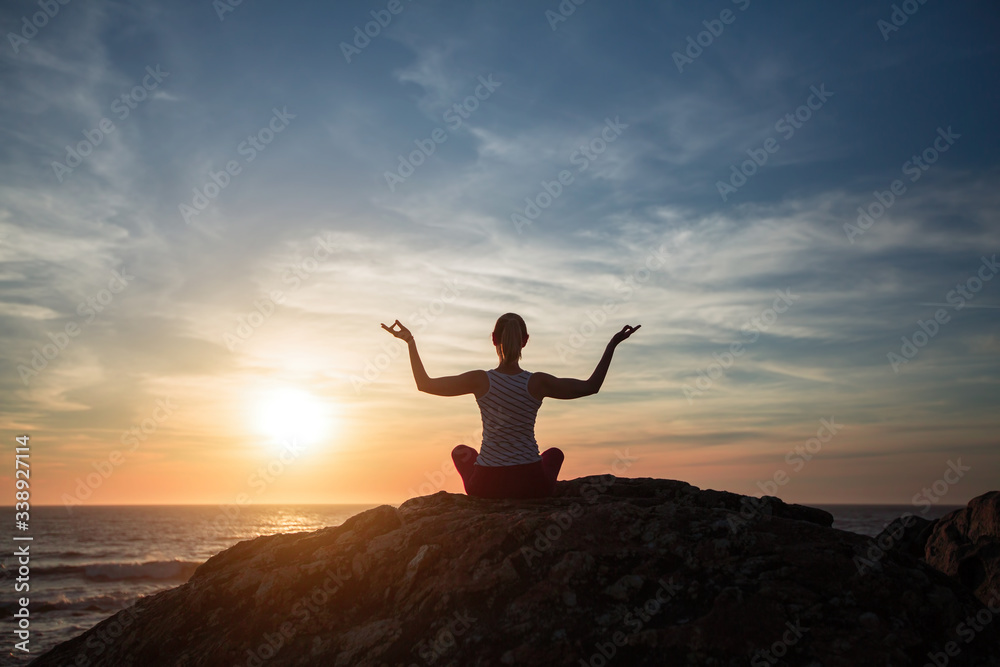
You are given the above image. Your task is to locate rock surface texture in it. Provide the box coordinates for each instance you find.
[30,477,1000,666]
[925,491,1000,607]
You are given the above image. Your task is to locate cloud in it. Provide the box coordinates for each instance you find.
[0,0,997,503]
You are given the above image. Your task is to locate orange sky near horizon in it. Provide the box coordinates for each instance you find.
[3,1,999,519]
[4,323,995,510]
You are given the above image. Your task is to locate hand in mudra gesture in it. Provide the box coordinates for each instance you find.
[381,319,413,343]
[610,324,640,346]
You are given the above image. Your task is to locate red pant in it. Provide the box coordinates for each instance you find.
[451,445,564,499]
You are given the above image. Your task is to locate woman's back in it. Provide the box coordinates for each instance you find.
[475,369,543,466]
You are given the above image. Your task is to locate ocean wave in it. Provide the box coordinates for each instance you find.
[44,550,93,558]
[32,592,142,614]
[35,559,202,582]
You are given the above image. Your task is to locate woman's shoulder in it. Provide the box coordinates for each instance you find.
[470,369,491,399]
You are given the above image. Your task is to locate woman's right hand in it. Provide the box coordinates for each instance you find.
[381,319,413,343]
[610,324,640,346]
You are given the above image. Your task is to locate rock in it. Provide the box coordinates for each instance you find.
[29,477,1000,666]
[858,611,880,631]
[874,513,938,561]
[925,491,1000,606]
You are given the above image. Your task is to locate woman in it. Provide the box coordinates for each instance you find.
[381,313,640,499]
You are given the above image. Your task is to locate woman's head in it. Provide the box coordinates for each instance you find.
[492,313,528,363]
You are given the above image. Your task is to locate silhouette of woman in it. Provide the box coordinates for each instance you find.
[381,313,640,499]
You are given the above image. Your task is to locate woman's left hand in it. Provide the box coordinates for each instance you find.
[381,319,413,343]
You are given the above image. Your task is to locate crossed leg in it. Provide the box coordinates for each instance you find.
[540,447,564,488]
[450,445,565,498]
[451,444,478,489]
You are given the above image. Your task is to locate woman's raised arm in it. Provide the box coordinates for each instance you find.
[381,320,486,397]
[533,324,640,400]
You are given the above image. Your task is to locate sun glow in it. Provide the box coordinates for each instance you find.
[254,387,333,448]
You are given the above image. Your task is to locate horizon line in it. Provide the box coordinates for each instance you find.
[7,501,972,509]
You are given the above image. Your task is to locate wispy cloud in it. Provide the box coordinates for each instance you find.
[0,0,997,504]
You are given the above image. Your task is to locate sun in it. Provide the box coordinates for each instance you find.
[254,387,333,448]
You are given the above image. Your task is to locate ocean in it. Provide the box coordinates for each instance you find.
[1,502,965,665]
[2,504,379,666]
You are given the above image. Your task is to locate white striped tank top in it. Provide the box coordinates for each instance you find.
[474,369,543,466]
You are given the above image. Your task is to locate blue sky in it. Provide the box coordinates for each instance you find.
[1,0,998,505]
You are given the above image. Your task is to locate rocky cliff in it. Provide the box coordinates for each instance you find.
[925,491,1000,607]
[30,477,1000,666]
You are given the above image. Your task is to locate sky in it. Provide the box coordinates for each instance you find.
[1,0,998,507]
